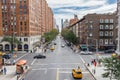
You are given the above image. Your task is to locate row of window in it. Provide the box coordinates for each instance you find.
[99,39,113,45]
[100,25,113,29]
[19,38,28,42]
[99,31,113,36]
[100,19,114,23]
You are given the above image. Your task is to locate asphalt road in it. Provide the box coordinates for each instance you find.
[15,36,95,80]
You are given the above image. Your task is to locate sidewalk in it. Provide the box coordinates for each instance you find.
[0,65,29,80]
[0,65,17,80]
[87,64,116,80]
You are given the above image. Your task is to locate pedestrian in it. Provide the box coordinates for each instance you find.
[91,60,94,65]
[87,63,90,67]
[3,67,7,75]
[78,66,80,69]
[13,60,15,65]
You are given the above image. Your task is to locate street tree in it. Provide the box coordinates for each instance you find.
[1,36,21,45]
[61,28,78,45]
[102,56,120,80]
[43,29,59,43]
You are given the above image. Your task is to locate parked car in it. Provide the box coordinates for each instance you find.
[72,67,83,79]
[80,51,92,55]
[61,44,65,47]
[33,54,46,59]
[2,54,11,59]
[104,49,115,53]
[54,43,57,45]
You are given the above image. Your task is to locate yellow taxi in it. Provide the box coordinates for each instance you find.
[50,45,55,51]
[72,67,83,79]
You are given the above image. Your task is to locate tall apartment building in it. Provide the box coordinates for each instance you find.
[63,19,69,28]
[69,13,117,50]
[0,0,54,52]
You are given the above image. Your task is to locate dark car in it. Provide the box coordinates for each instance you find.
[54,43,57,45]
[34,54,46,59]
[104,49,115,53]
[2,54,11,59]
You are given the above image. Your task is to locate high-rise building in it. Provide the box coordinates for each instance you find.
[0,0,54,52]
[63,19,69,28]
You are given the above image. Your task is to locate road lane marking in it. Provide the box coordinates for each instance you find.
[31,59,36,65]
[32,68,46,70]
[59,71,89,74]
[16,53,29,61]
[33,62,80,64]
[78,55,85,64]
[32,64,48,66]
[56,68,59,80]
[32,68,47,74]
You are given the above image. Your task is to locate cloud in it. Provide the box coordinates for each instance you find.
[46,0,117,28]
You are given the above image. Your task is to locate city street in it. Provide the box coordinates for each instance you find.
[16,36,96,80]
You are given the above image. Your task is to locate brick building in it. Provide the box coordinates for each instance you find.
[68,13,117,50]
[0,0,54,52]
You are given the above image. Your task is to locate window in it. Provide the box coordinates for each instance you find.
[100,25,103,29]
[24,5,27,9]
[90,25,93,29]
[99,31,103,36]
[20,11,22,15]
[109,25,113,29]
[105,19,109,23]
[89,21,93,23]
[105,25,109,29]
[20,16,22,20]
[14,22,16,25]
[109,31,113,36]
[24,22,26,26]
[24,16,26,20]
[10,0,13,3]
[13,0,16,3]
[24,10,27,14]
[24,38,28,41]
[110,19,113,23]
[105,31,108,36]
[19,38,21,41]
[20,22,22,25]
[89,33,92,37]
[105,39,108,44]
[19,5,22,9]
[99,39,103,45]
[109,39,113,44]
[100,19,104,23]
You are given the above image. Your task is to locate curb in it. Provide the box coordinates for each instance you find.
[84,64,97,80]
[18,67,30,80]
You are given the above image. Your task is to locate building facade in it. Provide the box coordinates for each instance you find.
[117,0,120,53]
[0,0,54,52]
[69,13,117,50]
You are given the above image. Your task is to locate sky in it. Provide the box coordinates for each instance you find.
[46,0,117,28]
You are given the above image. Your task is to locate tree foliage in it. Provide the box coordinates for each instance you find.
[1,36,21,44]
[43,29,59,43]
[102,56,120,80]
[61,28,78,45]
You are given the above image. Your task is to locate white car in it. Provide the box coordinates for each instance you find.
[61,44,65,47]
[80,51,92,55]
